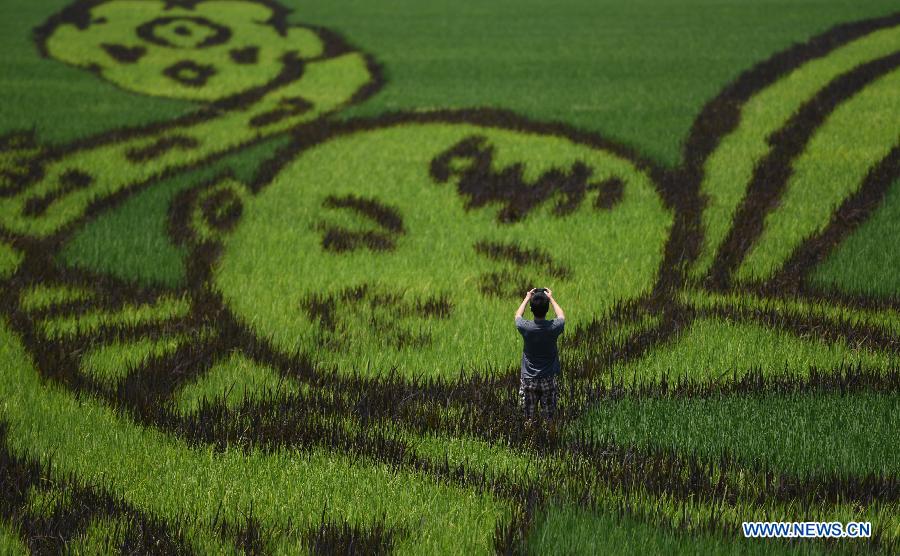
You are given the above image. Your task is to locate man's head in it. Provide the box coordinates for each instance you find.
[530,291,550,319]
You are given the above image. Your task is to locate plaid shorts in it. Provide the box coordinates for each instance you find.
[518,375,559,420]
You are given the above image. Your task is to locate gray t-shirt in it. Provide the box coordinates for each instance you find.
[515,316,565,380]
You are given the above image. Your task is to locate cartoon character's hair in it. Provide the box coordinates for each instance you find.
[530,292,550,318]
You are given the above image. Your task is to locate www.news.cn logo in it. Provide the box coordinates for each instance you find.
[743,521,872,539]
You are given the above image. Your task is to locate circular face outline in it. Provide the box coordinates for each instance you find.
[178,110,683,381]
[33,0,336,102]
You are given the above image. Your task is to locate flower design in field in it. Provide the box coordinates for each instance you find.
[37,0,329,100]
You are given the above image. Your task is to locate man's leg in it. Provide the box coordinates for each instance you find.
[541,376,559,424]
[522,378,538,424]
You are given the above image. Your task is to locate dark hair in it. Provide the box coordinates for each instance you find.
[530,292,549,318]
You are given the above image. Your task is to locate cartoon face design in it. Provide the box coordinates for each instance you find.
[38,0,328,100]
[200,122,673,378]
[3,5,900,552]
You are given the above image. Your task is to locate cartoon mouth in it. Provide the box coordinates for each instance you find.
[299,283,453,352]
[473,239,571,298]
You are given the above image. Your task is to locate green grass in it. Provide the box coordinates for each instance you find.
[81,335,191,389]
[0,519,26,554]
[737,67,900,282]
[299,0,900,167]
[811,177,900,297]
[4,2,900,553]
[528,504,827,556]
[0,317,509,554]
[5,0,895,297]
[25,483,72,518]
[679,288,900,336]
[575,391,899,478]
[67,516,128,555]
[0,241,22,279]
[0,52,372,239]
[19,284,95,311]
[45,1,326,101]
[0,0,193,146]
[607,317,897,386]
[38,294,190,340]
[174,351,302,414]
[58,136,287,288]
[693,24,900,279]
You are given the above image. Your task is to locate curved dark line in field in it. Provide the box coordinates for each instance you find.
[5,270,900,553]
[724,280,900,314]
[588,363,900,400]
[769,145,900,294]
[678,12,900,294]
[683,11,900,177]
[705,51,900,289]
[0,422,196,555]
[697,304,900,357]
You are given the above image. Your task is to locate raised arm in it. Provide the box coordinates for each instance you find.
[515,289,535,320]
[546,289,565,320]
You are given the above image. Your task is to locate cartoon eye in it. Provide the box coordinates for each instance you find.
[313,194,405,253]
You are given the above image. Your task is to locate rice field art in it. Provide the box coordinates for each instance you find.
[1,0,899,553]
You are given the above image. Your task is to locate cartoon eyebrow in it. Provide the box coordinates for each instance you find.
[316,194,405,252]
[430,135,624,223]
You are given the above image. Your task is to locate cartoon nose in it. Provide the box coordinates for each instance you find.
[137,16,231,49]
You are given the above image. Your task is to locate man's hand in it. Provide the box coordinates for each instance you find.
[545,289,564,320]
[516,289,536,320]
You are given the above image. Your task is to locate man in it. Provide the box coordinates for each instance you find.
[514,288,565,427]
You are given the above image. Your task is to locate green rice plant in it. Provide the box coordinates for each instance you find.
[38,294,190,340]
[299,0,899,166]
[600,316,897,386]
[737,67,900,282]
[18,284,95,312]
[24,483,72,519]
[82,334,195,390]
[0,0,376,240]
[4,2,900,553]
[65,515,129,554]
[174,351,302,414]
[693,23,900,279]
[208,122,671,380]
[0,241,21,280]
[528,504,826,556]
[0,318,510,554]
[679,288,900,337]
[574,391,899,478]
[810,177,900,297]
[57,136,288,287]
[0,519,26,554]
